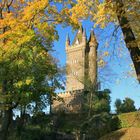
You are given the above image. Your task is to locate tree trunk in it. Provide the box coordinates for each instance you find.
[75,130,80,140]
[116,0,140,82]
[1,109,12,140]
[0,80,13,140]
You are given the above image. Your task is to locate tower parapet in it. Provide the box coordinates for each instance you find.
[65,34,70,51]
[82,29,87,46]
[52,89,84,113]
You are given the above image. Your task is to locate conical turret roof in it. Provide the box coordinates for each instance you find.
[88,30,98,46]
[66,33,70,45]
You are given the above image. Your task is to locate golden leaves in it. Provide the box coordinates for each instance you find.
[14,81,23,88]
[68,0,117,28]
[0,12,16,28]
[0,0,62,63]
[14,78,32,88]
[103,51,109,57]
[93,1,116,28]
[25,79,32,85]
[22,0,49,21]
[69,0,88,25]
[98,59,106,67]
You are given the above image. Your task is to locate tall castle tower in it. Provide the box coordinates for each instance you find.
[66,27,98,91]
[66,27,86,91]
[52,27,98,113]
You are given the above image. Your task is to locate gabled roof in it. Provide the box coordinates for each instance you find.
[72,26,84,45]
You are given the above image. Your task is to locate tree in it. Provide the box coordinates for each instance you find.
[80,86,111,139]
[121,97,136,113]
[0,1,67,139]
[115,0,140,82]
[115,99,122,114]
[67,0,140,82]
[115,97,136,114]
[84,89,111,115]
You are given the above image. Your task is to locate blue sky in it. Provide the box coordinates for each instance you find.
[53,20,140,112]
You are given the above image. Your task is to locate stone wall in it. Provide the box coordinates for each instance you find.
[52,89,84,113]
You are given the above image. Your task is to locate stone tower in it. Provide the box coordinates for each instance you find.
[66,27,86,91]
[52,27,98,113]
[66,27,98,91]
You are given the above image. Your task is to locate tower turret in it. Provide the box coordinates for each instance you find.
[82,28,87,46]
[89,30,98,47]
[88,30,98,86]
[65,34,70,51]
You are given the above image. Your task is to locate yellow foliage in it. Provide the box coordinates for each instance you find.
[0,0,64,63]
[69,0,140,39]
[22,0,49,21]
[25,79,32,85]
[98,59,106,67]
[15,81,23,88]
[14,78,32,88]
[103,51,109,56]
[69,0,88,25]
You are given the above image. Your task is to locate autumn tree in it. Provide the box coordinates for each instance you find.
[0,0,70,140]
[68,0,140,82]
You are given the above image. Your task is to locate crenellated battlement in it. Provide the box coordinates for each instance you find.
[57,89,84,97]
[52,89,84,113]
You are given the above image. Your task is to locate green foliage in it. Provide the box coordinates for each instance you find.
[115,98,136,114]
[83,89,111,114]
[65,89,111,139]
[81,112,112,139]
[110,115,121,131]
[9,126,50,140]
[8,112,52,140]
[31,112,51,129]
[115,99,122,114]
[121,98,136,113]
[0,39,63,112]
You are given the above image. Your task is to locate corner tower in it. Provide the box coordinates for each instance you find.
[88,30,98,86]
